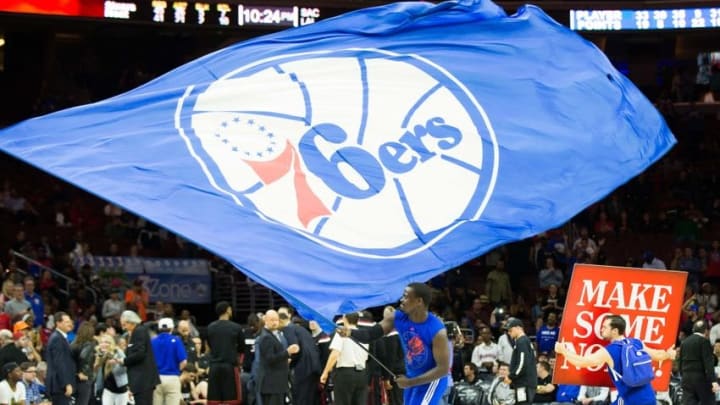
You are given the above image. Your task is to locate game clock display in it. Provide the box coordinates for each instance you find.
[105,1,321,27]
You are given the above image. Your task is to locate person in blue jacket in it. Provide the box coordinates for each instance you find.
[555,314,675,405]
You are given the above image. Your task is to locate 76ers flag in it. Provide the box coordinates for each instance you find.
[0,0,674,327]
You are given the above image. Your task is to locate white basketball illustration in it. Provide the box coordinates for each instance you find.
[177,49,498,258]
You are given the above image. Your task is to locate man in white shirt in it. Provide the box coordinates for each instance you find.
[320,313,369,405]
[470,327,499,376]
[0,362,27,404]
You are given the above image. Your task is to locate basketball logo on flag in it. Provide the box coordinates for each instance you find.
[177,48,499,258]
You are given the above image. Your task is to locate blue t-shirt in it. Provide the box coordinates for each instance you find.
[25,292,44,327]
[536,324,559,353]
[606,337,655,405]
[152,332,188,376]
[395,310,444,378]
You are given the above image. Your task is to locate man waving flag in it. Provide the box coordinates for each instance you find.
[0,0,675,328]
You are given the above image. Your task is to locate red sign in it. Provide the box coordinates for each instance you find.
[0,0,104,18]
[553,264,686,390]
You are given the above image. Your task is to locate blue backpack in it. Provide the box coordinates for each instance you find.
[610,338,654,387]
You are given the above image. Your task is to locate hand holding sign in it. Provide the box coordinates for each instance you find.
[554,340,570,355]
[666,345,677,361]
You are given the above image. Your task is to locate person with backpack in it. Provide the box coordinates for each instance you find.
[554,314,676,405]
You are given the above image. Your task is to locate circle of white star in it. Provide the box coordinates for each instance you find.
[213,115,282,162]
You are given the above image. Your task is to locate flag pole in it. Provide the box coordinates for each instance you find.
[346,333,399,380]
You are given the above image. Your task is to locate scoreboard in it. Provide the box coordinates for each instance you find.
[570,7,720,31]
[0,0,323,28]
[105,1,322,27]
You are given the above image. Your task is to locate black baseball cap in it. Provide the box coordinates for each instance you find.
[505,317,524,329]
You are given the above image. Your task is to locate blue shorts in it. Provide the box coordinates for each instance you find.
[403,378,448,405]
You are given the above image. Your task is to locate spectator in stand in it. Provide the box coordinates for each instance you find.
[147,301,164,322]
[124,279,149,322]
[0,332,35,370]
[675,211,700,242]
[593,211,615,236]
[637,211,655,233]
[576,385,609,405]
[470,327,499,377]
[706,241,720,284]
[20,361,43,405]
[572,227,598,257]
[5,283,31,322]
[37,271,57,296]
[535,312,560,355]
[697,282,718,316]
[540,284,564,317]
[0,309,10,334]
[464,296,492,331]
[35,362,46,394]
[460,363,482,386]
[485,259,512,306]
[178,310,199,338]
[486,362,514,404]
[678,247,702,290]
[616,210,631,234]
[191,337,209,378]
[670,247,683,270]
[0,281,15,310]
[102,290,125,322]
[179,363,197,404]
[23,278,43,329]
[177,321,197,366]
[709,314,720,349]
[179,363,207,405]
[641,251,666,270]
[534,360,556,404]
[538,257,563,289]
[16,325,40,364]
[69,243,94,269]
[531,294,544,332]
[0,362,26,404]
[699,247,710,273]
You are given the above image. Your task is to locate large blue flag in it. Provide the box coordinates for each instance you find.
[0,0,674,328]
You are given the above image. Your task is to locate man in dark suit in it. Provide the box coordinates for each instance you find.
[256,310,299,405]
[46,311,76,405]
[679,320,719,405]
[118,309,160,405]
[278,310,321,405]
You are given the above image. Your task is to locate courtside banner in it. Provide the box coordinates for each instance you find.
[553,264,686,390]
